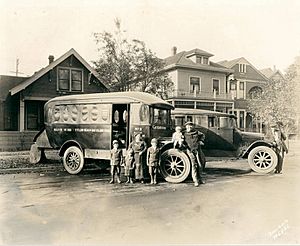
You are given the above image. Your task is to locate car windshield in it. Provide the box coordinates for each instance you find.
[151,107,170,125]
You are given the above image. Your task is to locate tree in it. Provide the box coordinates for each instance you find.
[92,19,173,98]
[247,59,299,136]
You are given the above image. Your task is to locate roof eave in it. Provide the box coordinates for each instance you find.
[164,63,234,74]
[9,48,108,96]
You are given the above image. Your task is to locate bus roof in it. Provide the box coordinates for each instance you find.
[172,108,236,118]
[47,91,174,109]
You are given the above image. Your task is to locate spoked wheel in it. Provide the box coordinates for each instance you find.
[248,146,278,173]
[160,149,191,183]
[63,146,84,174]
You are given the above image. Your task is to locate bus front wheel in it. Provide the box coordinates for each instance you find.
[63,146,84,174]
[160,149,191,183]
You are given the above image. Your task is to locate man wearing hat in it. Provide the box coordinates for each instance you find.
[110,140,123,184]
[271,121,288,174]
[183,121,206,186]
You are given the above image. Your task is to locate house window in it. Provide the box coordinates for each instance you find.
[203,57,209,65]
[212,79,220,95]
[239,64,247,73]
[58,68,83,92]
[196,56,201,64]
[239,81,245,99]
[190,77,201,93]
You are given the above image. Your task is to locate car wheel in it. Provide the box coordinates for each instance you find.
[160,149,191,183]
[248,146,278,173]
[63,146,84,174]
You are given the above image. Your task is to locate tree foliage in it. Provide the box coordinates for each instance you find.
[248,57,300,135]
[92,19,173,99]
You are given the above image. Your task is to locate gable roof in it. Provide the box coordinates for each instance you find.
[260,68,284,80]
[217,57,269,81]
[259,68,274,78]
[10,48,107,96]
[164,49,233,74]
[0,75,27,100]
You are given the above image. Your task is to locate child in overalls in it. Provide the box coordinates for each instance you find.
[124,148,135,183]
[172,126,184,149]
[110,140,123,184]
[147,138,160,185]
[129,133,147,183]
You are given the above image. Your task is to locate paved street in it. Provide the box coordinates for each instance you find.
[0,142,299,245]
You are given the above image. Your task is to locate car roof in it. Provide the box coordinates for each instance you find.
[172,108,236,118]
[46,91,174,109]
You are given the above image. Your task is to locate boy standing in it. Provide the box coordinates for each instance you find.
[147,138,160,184]
[124,148,135,183]
[110,140,123,184]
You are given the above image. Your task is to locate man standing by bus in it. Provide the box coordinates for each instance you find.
[183,121,206,187]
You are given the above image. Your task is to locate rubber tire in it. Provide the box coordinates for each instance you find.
[160,149,191,183]
[63,146,84,174]
[248,146,278,173]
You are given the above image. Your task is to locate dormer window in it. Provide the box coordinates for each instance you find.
[195,55,209,65]
[239,64,247,73]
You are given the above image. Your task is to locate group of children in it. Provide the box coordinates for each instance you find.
[110,133,160,185]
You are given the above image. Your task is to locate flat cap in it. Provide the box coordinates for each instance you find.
[112,140,119,144]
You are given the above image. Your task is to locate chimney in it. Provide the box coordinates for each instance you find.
[273,65,277,72]
[172,46,177,56]
[48,55,54,64]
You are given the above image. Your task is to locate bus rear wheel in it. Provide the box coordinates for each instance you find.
[63,146,84,174]
[160,149,191,183]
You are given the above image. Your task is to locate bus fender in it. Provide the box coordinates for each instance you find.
[59,140,84,157]
[240,140,274,159]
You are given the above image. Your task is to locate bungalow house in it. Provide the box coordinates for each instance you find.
[0,48,108,151]
[218,57,269,132]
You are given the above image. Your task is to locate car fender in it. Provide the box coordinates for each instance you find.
[240,140,274,159]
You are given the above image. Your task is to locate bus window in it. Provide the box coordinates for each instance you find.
[151,107,170,125]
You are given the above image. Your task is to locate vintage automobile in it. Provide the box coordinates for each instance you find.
[31,92,278,183]
[172,108,278,173]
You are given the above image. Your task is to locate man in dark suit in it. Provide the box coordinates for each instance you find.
[183,121,206,186]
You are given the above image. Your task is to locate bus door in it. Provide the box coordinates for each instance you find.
[112,104,130,148]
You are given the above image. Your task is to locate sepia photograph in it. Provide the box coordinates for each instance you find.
[0,0,300,245]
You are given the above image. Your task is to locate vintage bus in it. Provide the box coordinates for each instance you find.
[31,92,191,182]
[172,108,279,173]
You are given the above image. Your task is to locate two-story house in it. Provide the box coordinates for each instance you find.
[218,57,269,132]
[164,47,234,113]
[0,48,108,150]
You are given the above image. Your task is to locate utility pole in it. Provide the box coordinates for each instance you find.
[10,58,25,77]
[15,58,19,76]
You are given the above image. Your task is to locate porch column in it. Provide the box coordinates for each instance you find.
[213,102,217,111]
[19,96,25,131]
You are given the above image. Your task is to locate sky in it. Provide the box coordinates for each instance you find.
[1,0,300,77]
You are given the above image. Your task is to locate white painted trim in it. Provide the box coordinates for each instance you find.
[23,96,52,101]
